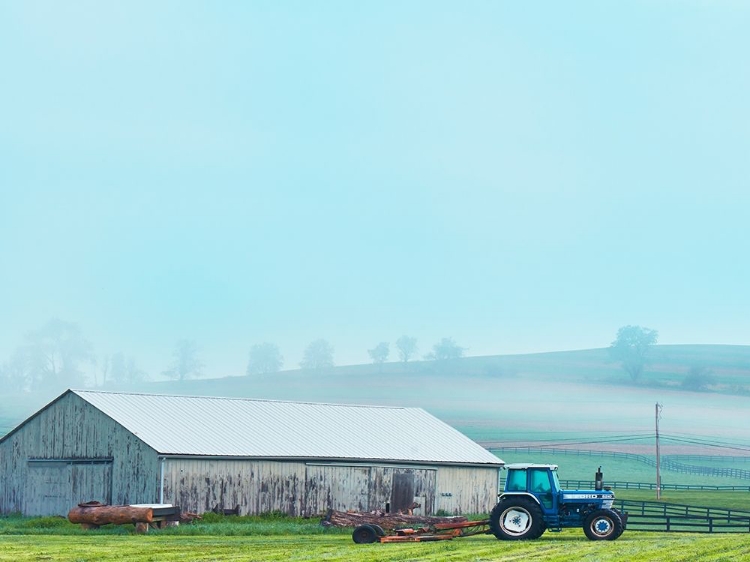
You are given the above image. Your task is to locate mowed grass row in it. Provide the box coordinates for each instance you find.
[4,493,750,562]
[1,530,750,562]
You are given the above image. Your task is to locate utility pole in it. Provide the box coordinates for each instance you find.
[655,402,663,500]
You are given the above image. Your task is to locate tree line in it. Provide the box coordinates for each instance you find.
[245,335,466,375]
[0,319,723,393]
[0,318,205,391]
[0,319,470,390]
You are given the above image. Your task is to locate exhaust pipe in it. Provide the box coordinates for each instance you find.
[595,466,603,491]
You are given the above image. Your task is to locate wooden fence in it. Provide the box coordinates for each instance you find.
[616,499,750,533]
[558,480,750,491]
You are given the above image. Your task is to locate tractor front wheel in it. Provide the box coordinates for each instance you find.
[583,509,624,541]
[489,498,546,540]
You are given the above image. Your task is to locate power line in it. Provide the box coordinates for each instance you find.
[660,435,750,453]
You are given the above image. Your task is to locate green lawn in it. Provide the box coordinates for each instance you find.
[1,530,749,562]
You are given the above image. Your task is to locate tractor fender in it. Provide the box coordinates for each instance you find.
[498,492,542,506]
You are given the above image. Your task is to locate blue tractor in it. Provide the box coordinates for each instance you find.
[490,463,627,541]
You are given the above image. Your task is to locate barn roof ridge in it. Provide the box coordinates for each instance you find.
[70,389,416,411]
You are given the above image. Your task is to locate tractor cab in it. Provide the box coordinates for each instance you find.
[503,463,562,513]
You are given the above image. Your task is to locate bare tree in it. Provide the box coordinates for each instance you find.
[395,335,418,363]
[22,318,95,389]
[163,339,204,381]
[125,356,147,384]
[609,325,658,382]
[99,354,110,387]
[300,339,334,371]
[246,343,283,376]
[111,352,147,385]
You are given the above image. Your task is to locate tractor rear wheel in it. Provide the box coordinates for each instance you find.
[489,498,546,540]
[583,509,623,541]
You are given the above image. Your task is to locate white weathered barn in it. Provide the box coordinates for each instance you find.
[0,389,503,517]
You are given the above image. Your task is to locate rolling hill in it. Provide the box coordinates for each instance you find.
[3,345,749,453]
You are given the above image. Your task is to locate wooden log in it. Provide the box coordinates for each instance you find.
[68,505,154,526]
[322,509,467,531]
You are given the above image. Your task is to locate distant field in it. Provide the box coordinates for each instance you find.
[492,450,750,489]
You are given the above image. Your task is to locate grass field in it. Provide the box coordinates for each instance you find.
[2,345,750,561]
[3,532,750,562]
[1,512,749,562]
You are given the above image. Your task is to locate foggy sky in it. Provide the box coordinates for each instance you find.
[1,1,749,378]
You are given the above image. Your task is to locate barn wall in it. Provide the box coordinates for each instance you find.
[435,466,500,515]
[162,459,306,515]
[0,392,160,515]
[161,459,492,517]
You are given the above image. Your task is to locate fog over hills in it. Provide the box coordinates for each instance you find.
[3,345,749,458]
[2,3,749,459]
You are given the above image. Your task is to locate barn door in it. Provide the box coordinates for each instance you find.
[25,462,71,516]
[25,460,113,516]
[390,471,415,514]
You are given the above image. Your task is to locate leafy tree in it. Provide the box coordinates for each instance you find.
[426,337,465,361]
[367,342,390,365]
[300,339,334,371]
[395,335,418,363]
[609,325,658,382]
[246,342,283,376]
[163,339,204,381]
[22,318,95,389]
[682,366,717,392]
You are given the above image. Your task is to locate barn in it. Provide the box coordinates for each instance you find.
[0,389,503,517]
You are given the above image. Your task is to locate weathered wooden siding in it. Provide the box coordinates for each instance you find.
[435,466,500,515]
[305,465,370,514]
[0,392,160,515]
[162,461,489,517]
[162,459,306,515]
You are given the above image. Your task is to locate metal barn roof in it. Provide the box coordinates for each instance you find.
[71,390,503,467]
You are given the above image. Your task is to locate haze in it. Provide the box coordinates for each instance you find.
[2,1,748,378]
